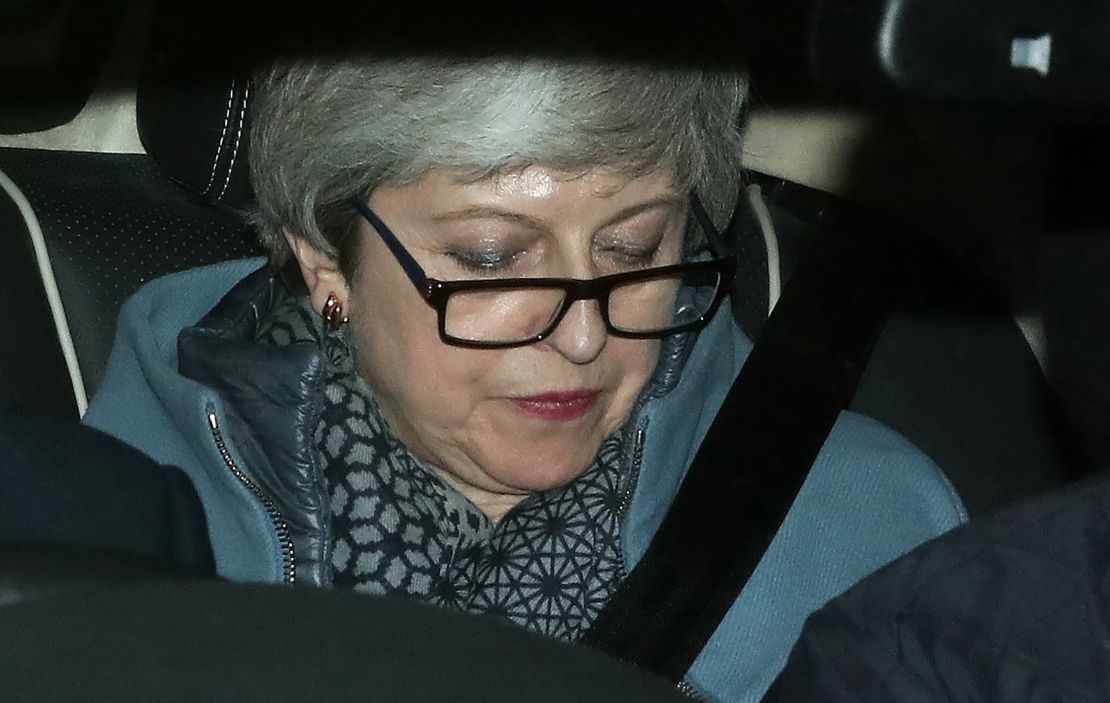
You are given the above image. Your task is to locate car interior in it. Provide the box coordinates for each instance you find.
[1,0,1108,698]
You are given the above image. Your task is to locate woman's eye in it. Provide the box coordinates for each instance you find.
[600,241,661,269]
[446,249,522,274]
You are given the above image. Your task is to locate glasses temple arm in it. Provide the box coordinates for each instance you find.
[690,194,730,257]
[348,198,431,292]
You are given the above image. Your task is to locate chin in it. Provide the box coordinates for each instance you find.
[492,452,595,493]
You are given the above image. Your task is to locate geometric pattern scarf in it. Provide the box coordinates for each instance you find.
[256,290,628,641]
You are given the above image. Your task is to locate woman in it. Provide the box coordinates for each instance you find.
[85,55,965,701]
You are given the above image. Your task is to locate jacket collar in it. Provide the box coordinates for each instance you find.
[177,266,333,585]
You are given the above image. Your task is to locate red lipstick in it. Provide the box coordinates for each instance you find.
[510,390,599,421]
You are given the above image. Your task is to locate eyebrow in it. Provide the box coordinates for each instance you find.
[429,195,687,231]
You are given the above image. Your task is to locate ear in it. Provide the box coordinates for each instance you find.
[285,231,352,316]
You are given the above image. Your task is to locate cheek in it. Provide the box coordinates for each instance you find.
[609,340,661,408]
[348,285,493,431]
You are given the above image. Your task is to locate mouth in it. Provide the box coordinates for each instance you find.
[509,390,600,421]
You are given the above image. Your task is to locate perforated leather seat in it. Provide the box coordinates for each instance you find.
[0,148,258,416]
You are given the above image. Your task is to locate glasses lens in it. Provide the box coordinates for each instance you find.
[441,265,724,344]
[609,268,722,334]
[444,287,567,344]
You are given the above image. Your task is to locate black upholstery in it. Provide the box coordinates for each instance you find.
[0,545,198,608]
[754,176,1077,514]
[0,175,74,415]
[1044,231,1110,469]
[0,408,215,606]
[137,0,254,209]
[0,580,686,702]
[137,74,254,208]
[0,148,259,409]
[722,186,771,339]
[0,409,216,575]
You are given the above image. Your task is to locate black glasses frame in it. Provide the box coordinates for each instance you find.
[347,195,738,349]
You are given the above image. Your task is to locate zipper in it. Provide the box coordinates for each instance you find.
[676,680,706,700]
[610,422,647,586]
[613,326,695,526]
[616,425,647,523]
[207,411,296,583]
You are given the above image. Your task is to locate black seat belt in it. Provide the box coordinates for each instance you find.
[580,201,902,683]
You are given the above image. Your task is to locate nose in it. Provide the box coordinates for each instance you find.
[544,299,608,364]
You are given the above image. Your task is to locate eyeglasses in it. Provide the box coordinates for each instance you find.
[347,195,737,349]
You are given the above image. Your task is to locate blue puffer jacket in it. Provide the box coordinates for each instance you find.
[84,258,966,702]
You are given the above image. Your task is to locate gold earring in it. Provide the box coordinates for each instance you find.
[322,292,349,330]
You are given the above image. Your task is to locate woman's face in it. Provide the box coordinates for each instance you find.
[314,167,687,518]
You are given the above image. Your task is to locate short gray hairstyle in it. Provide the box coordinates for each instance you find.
[249,54,747,283]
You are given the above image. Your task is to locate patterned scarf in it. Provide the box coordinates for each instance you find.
[257,291,629,640]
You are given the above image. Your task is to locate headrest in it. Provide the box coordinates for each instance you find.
[135,2,254,210]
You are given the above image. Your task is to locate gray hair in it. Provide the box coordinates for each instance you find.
[249,54,748,281]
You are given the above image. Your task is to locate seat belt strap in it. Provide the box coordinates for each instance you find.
[579,207,900,682]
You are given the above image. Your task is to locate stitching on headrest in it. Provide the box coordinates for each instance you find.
[216,83,250,202]
[203,80,237,197]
